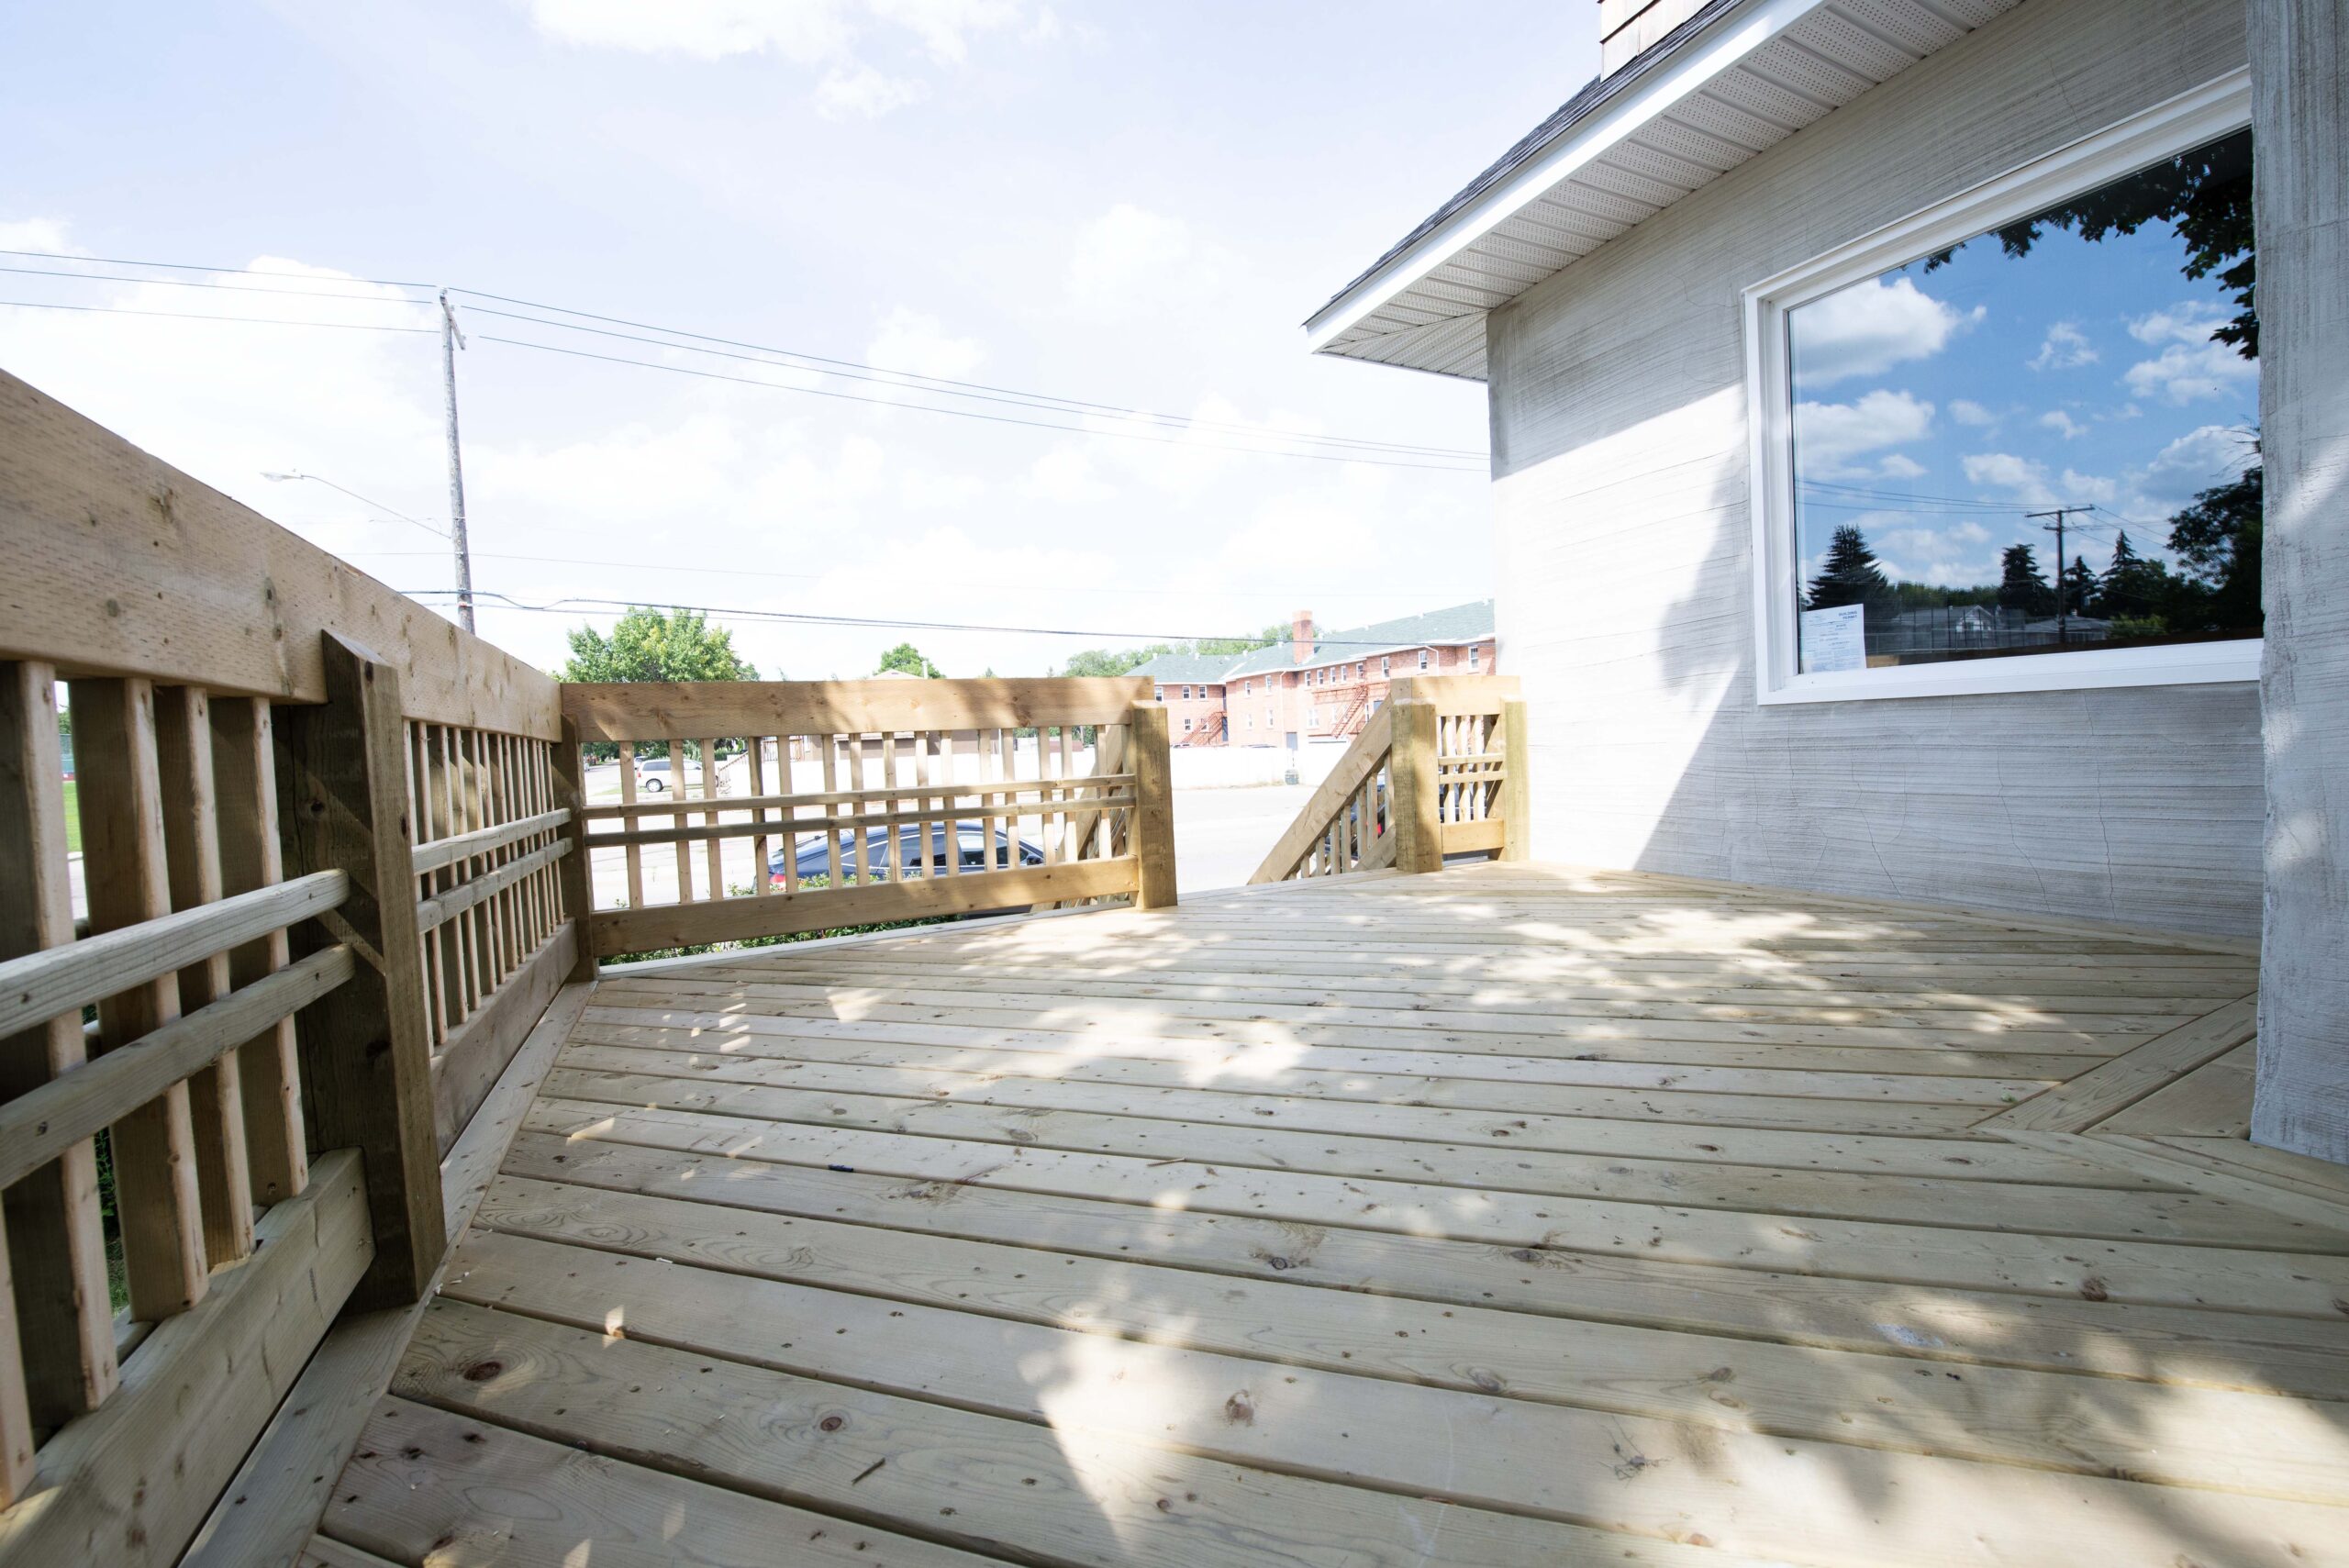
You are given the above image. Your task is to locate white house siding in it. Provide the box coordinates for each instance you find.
[1486,0,2261,936]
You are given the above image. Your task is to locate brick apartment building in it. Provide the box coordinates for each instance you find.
[1133,600,1496,747]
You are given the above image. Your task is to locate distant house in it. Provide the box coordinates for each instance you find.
[1132,601,1497,746]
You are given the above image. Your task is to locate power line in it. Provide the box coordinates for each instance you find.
[453,292,1486,459]
[0,247,435,290]
[0,245,1487,463]
[0,298,435,333]
[0,261,428,306]
[473,332,1489,473]
[340,547,1482,603]
[398,586,1464,650]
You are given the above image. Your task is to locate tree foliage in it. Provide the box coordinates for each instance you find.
[875,641,942,678]
[1925,128,2255,357]
[558,606,759,684]
[1997,544,2054,617]
[1805,525,1896,615]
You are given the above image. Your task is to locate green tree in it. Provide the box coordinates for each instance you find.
[2060,554,2098,618]
[2165,463,2263,633]
[1997,543,2054,617]
[1805,524,1896,615]
[1056,645,1172,679]
[875,642,941,677]
[1926,129,2255,358]
[2096,530,2176,628]
[558,606,758,684]
[556,606,758,761]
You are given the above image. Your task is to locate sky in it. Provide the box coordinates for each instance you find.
[0,1,1606,679]
[1787,135,2260,600]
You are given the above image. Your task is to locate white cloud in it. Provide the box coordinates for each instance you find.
[865,306,983,380]
[2029,321,2098,372]
[814,63,929,117]
[2122,338,2257,406]
[1963,451,2054,506]
[523,0,855,61]
[2139,423,2258,510]
[1024,445,1116,504]
[1962,451,2112,507]
[1788,276,1980,388]
[521,0,1037,117]
[1876,453,1927,479]
[2039,410,2086,440]
[1064,204,1231,323]
[2130,300,2231,346]
[1791,388,1933,476]
[2058,468,2117,504]
[1949,399,1997,428]
[0,217,81,254]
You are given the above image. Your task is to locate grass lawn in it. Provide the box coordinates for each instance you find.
[62,777,80,853]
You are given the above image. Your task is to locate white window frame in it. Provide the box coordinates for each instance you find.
[1742,70,2259,707]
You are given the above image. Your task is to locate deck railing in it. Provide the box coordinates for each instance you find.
[562,680,1176,959]
[0,370,571,1565]
[0,367,1186,1566]
[1249,675,1526,883]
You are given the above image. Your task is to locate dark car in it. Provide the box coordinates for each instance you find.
[770,820,1044,887]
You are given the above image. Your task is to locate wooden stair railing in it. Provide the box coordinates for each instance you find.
[1248,676,1528,884]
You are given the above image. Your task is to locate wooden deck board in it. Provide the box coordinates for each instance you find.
[312,864,2349,1568]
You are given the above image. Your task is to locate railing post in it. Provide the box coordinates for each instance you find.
[1498,698,1531,862]
[1130,702,1178,909]
[273,633,443,1309]
[550,717,599,982]
[1388,698,1442,875]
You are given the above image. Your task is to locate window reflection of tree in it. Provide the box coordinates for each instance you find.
[1801,129,2262,665]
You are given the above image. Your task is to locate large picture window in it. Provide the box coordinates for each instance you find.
[1745,75,2259,703]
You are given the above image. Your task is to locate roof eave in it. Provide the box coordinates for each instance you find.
[1304,0,1830,357]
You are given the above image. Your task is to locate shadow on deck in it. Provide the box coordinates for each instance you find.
[305,864,2349,1568]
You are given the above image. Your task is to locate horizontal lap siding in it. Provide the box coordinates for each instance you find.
[1486,0,2260,937]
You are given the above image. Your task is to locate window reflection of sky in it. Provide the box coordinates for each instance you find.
[1787,169,2257,599]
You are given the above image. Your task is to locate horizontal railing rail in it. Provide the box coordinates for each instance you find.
[559,680,1174,959]
[1250,675,1526,884]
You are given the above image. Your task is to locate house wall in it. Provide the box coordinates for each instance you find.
[2248,0,2349,1160]
[1147,681,1227,743]
[1166,639,1500,747]
[1486,0,2263,936]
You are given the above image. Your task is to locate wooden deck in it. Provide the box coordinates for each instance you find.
[304,865,2349,1568]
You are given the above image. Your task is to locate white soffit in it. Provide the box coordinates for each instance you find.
[1307,0,2021,381]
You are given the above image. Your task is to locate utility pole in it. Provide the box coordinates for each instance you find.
[2028,504,2095,645]
[439,290,475,633]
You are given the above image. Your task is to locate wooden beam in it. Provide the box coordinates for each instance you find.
[1129,703,1177,909]
[561,676,1152,742]
[588,856,1139,958]
[1387,698,1442,874]
[0,1151,370,1568]
[275,635,444,1308]
[72,678,208,1320]
[207,696,307,1207]
[1497,697,1530,862]
[0,371,560,738]
[0,662,117,1429]
[548,719,597,984]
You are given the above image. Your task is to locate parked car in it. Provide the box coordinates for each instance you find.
[770,821,1044,887]
[632,756,674,793]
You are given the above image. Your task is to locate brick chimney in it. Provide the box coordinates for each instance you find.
[1599,0,1708,75]
[1290,610,1314,664]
